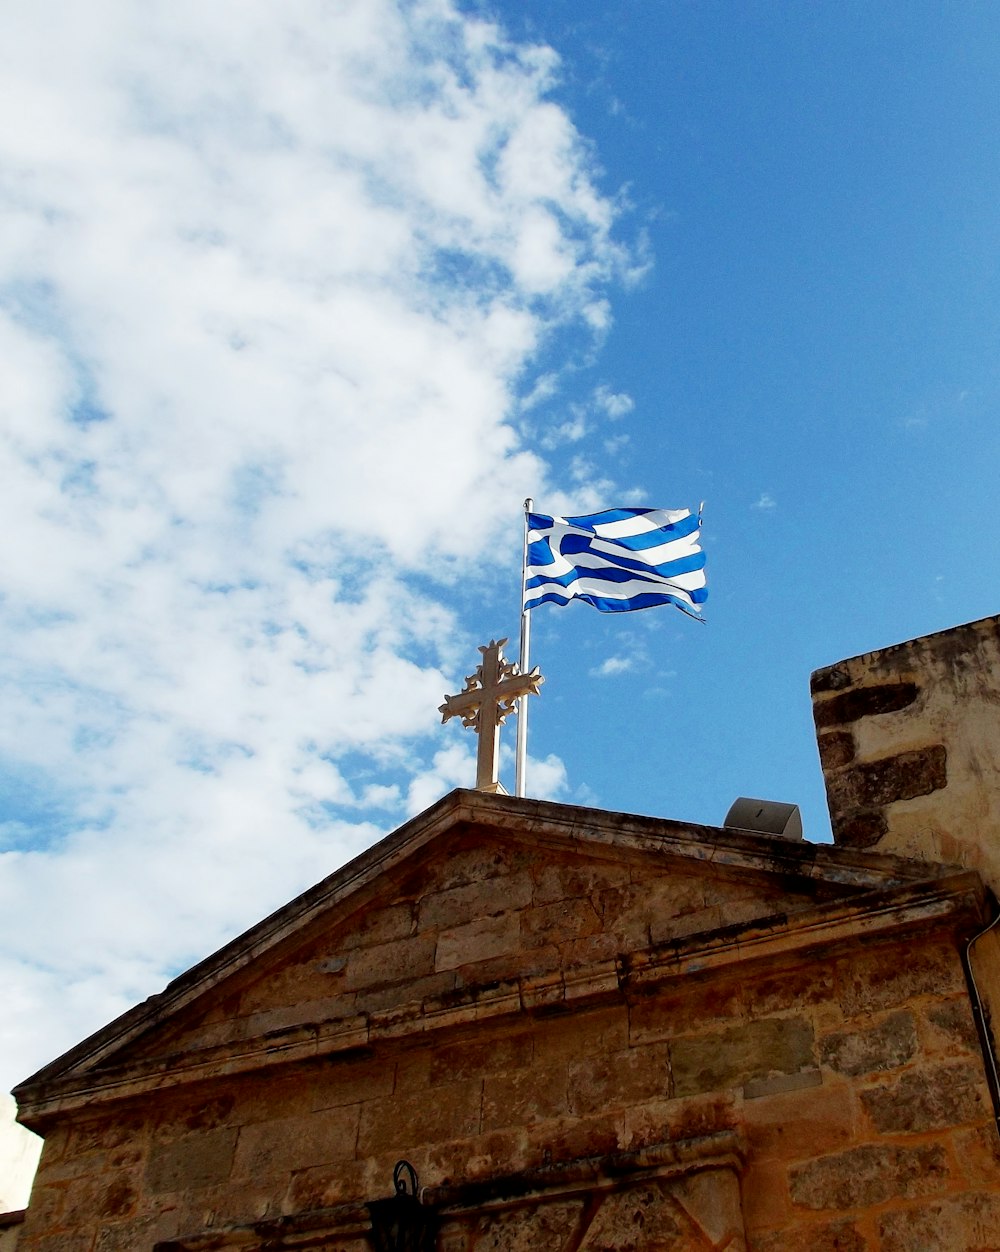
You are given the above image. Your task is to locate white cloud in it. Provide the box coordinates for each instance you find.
[0,0,634,1092]
[594,384,634,419]
[0,1096,40,1210]
[753,492,777,510]
[589,655,633,677]
[541,406,588,448]
[604,433,630,455]
[524,752,569,800]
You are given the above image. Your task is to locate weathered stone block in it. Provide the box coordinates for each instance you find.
[13,1180,64,1231]
[650,904,729,946]
[593,880,664,944]
[146,1125,238,1193]
[826,744,947,812]
[482,1061,569,1130]
[813,681,919,728]
[560,931,623,968]
[820,1009,917,1076]
[409,836,529,894]
[285,1153,378,1212]
[435,913,521,972]
[742,1079,853,1162]
[353,970,456,1014]
[752,1219,865,1252]
[430,1032,533,1085]
[419,872,533,930]
[428,1126,531,1187]
[618,1092,737,1153]
[743,1069,822,1099]
[671,1167,746,1248]
[671,1016,814,1097]
[466,1198,584,1251]
[810,665,853,694]
[336,901,415,951]
[309,1056,395,1116]
[740,1158,791,1231]
[232,1107,359,1179]
[523,1108,620,1164]
[860,1060,986,1132]
[789,1142,948,1210]
[753,968,838,1024]
[924,997,979,1055]
[534,1004,629,1065]
[833,810,887,848]
[951,1122,1000,1187]
[357,1078,482,1156]
[532,859,630,906]
[520,898,601,948]
[65,1117,136,1158]
[837,940,964,1017]
[18,1235,94,1252]
[240,995,349,1038]
[817,731,856,771]
[344,932,436,990]
[93,1216,163,1252]
[567,1043,670,1115]
[577,1180,690,1248]
[93,1172,138,1219]
[629,974,743,1045]
[879,1193,1000,1252]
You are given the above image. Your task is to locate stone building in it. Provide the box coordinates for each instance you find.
[8,614,1000,1250]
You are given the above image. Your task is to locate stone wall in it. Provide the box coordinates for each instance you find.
[18,926,997,1250]
[15,805,1000,1250]
[811,614,1000,891]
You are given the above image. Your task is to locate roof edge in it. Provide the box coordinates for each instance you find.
[15,869,987,1129]
[12,789,964,1096]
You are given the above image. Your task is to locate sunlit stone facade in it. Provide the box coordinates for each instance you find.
[9,615,1000,1250]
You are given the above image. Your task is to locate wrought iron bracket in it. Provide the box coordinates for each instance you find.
[367,1160,438,1252]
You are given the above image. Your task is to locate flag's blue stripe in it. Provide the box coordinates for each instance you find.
[523,504,706,617]
[524,587,707,614]
[561,517,700,554]
[527,510,698,550]
[525,535,704,574]
[528,507,660,531]
[526,538,555,566]
[559,533,704,568]
[524,551,705,592]
[602,514,700,551]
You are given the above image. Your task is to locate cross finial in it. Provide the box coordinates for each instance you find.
[439,638,544,793]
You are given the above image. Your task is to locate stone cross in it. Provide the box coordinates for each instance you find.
[439,638,544,793]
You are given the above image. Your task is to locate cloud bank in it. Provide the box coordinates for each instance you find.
[0,0,633,1096]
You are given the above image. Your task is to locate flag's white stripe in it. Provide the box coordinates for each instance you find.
[526,530,701,570]
[586,533,702,567]
[527,508,695,545]
[527,545,704,583]
[588,508,693,539]
[527,561,706,594]
[523,504,706,617]
[526,571,702,606]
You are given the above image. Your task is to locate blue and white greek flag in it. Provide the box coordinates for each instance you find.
[523,506,707,617]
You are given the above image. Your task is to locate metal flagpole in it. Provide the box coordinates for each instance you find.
[515,498,532,798]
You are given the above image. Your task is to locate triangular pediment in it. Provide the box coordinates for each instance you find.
[15,789,962,1125]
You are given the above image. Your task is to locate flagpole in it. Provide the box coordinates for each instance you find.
[515,498,532,798]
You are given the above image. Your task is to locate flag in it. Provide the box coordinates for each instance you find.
[523,506,707,617]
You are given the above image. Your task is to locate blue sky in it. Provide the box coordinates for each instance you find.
[450,4,1000,831]
[1,0,999,1171]
[478,0,1000,831]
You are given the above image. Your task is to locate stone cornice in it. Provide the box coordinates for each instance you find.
[15,869,986,1129]
[14,789,949,1099]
